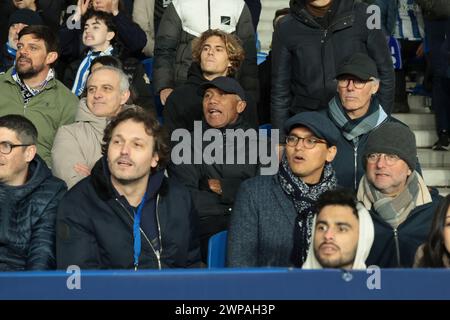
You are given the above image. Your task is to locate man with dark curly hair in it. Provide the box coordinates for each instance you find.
[56,107,201,270]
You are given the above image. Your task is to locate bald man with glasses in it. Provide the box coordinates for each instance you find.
[0,114,66,271]
[227,112,340,267]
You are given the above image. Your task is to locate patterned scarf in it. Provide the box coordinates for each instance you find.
[328,95,388,142]
[278,155,337,266]
[358,171,430,228]
[72,45,113,96]
[12,67,55,104]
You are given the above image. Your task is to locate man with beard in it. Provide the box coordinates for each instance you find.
[302,188,374,270]
[56,107,201,269]
[0,25,78,166]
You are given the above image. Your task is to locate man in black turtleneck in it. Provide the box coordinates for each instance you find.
[168,77,260,263]
[271,0,394,144]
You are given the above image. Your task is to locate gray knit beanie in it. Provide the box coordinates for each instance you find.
[363,122,417,170]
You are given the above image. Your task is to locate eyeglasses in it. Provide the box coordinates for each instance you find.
[366,153,401,166]
[337,78,372,89]
[0,141,31,155]
[285,135,327,149]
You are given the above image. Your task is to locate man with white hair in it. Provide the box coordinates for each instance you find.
[322,52,412,190]
[303,188,374,270]
[52,66,131,188]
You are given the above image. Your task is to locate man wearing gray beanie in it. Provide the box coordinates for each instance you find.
[357,122,442,267]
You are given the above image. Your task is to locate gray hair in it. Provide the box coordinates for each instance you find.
[87,65,130,93]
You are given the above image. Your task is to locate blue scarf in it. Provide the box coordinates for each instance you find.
[71,45,113,96]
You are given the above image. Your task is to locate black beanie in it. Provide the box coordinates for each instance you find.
[363,122,417,170]
[8,9,43,28]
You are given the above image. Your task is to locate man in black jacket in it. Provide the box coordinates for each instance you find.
[56,107,201,270]
[0,114,66,271]
[271,0,395,143]
[357,122,441,267]
[168,77,262,263]
[163,29,258,137]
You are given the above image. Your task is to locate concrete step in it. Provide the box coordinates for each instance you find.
[417,148,450,168]
[392,113,435,130]
[422,168,450,187]
[408,94,432,112]
[413,129,438,148]
[436,187,450,196]
[259,0,290,52]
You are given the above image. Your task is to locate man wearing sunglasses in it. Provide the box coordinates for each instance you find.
[0,114,66,271]
[227,111,340,267]
[324,52,410,191]
[357,122,442,267]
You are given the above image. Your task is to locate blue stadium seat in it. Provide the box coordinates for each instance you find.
[207,230,228,268]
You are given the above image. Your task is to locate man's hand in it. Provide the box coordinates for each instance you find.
[73,163,91,177]
[159,88,174,105]
[76,0,91,19]
[208,179,222,195]
[106,0,120,15]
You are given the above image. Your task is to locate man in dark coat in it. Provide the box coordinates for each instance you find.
[168,77,263,263]
[227,111,340,267]
[323,52,408,190]
[56,107,201,270]
[163,29,258,137]
[357,122,442,267]
[0,115,66,271]
[271,0,395,143]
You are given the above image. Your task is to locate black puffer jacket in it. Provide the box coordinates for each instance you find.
[56,157,201,270]
[0,155,67,271]
[163,62,258,136]
[271,0,394,141]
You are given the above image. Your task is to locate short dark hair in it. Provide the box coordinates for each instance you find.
[90,55,123,73]
[102,107,169,170]
[82,9,116,45]
[18,25,59,54]
[416,195,450,267]
[316,188,359,218]
[0,114,38,145]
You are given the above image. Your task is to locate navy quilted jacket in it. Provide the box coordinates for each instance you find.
[0,155,67,271]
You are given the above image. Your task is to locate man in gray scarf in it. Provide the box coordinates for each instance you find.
[357,122,442,267]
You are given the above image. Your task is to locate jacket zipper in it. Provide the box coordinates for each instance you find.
[393,228,401,267]
[115,197,163,270]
